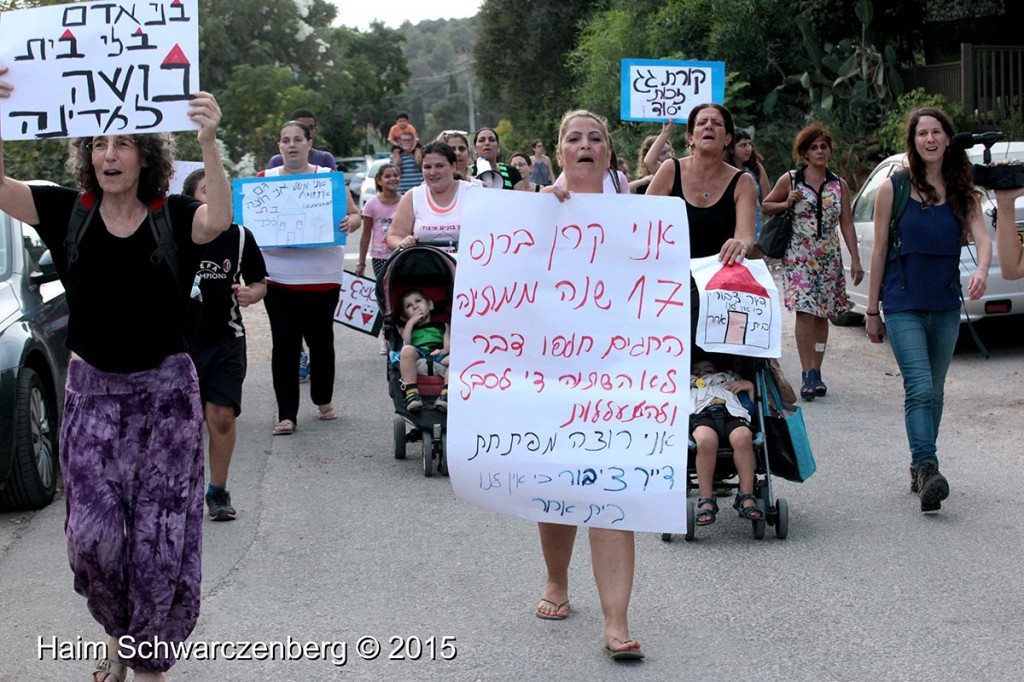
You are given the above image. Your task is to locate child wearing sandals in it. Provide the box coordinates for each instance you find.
[392,289,449,411]
[690,358,763,525]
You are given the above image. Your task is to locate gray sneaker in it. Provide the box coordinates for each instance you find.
[404,392,423,412]
[206,489,237,522]
[916,462,949,513]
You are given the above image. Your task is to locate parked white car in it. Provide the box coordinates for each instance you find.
[839,141,1024,324]
[359,157,393,211]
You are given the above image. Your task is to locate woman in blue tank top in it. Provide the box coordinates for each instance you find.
[865,107,991,514]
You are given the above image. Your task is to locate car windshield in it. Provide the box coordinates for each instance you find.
[336,158,366,174]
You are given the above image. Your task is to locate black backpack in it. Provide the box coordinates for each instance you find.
[64,190,180,287]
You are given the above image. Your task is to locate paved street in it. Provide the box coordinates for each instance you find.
[2,264,1023,681]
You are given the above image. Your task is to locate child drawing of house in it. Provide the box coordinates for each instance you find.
[276,198,307,245]
[702,264,772,349]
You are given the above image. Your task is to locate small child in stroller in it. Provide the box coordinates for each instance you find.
[392,289,450,412]
[690,358,763,526]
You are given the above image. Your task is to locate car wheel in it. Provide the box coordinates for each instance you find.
[831,311,865,327]
[0,368,59,510]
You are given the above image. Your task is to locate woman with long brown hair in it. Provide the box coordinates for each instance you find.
[865,107,990,513]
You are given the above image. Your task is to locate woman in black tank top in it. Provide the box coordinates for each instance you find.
[645,103,760,522]
[646,103,757,262]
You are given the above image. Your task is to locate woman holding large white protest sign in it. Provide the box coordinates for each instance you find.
[0,64,229,681]
[533,109,644,661]
[259,120,360,436]
[387,140,474,254]
[645,102,759,524]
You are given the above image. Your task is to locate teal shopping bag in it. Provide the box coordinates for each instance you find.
[761,370,817,482]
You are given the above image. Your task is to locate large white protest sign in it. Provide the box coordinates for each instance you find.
[691,256,782,358]
[334,270,382,336]
[0,0,199,140]
[447,191,691,533]
[620,58,725,123]
[232,174,346,249]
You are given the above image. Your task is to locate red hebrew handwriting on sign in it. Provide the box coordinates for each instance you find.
[448,191,692,533]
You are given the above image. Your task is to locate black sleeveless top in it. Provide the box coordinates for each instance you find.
[670,159,743,258]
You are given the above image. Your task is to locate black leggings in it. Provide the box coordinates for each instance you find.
[263,284,340,422]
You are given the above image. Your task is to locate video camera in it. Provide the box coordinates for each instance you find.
[954,131,1024,189]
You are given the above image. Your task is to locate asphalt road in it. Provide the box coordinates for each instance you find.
[2,259,1023,681]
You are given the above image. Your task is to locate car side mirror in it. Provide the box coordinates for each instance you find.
[30,249,60,285]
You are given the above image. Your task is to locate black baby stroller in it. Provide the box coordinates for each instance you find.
[375,245,457,477]
[661,352,794,542]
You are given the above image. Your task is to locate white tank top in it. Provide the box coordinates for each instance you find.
[259,165,345,285]
[411,180,471,253]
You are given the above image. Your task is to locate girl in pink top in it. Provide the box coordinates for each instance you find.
[357,163,401,278]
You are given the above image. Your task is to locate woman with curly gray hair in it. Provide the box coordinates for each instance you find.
[0,62,231,682]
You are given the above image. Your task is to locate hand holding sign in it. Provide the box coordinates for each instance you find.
[188,91,221,146]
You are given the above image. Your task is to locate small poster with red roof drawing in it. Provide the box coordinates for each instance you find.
[691,255,782,358]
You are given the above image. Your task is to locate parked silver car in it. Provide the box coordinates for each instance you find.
[0,206,69,510]
[840,142,1024,324]
[335,156,369,201]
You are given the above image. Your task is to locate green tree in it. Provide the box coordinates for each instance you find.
[474,0,601,139]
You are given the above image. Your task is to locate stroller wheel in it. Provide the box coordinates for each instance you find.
[393,415,407,460]
[684,499,696,542]
[752,499,766,540]
[775,498,789,539]
[422,431,434,477]
[438,432,449,476]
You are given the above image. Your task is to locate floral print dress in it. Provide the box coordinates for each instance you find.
[782,167,850,318]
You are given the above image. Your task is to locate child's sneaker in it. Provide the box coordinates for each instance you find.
[298,351,310,381]
[434,392,448,412]
[405,391,423,412]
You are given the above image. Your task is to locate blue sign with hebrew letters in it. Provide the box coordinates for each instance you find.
[620,58,726,123]
[232,173,346,249]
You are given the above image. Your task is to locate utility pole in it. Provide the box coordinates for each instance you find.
[467,72,476,133]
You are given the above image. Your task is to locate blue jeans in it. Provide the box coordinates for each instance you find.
[885,310,960,467]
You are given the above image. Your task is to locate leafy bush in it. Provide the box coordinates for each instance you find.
[877,89,966,155]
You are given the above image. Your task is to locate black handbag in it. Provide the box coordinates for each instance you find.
[756,170,796,259]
